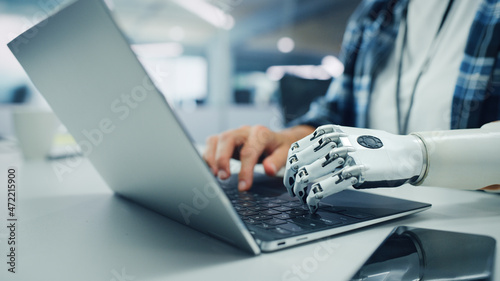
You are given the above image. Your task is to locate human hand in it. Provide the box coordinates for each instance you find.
[203,125,314,191]
[284,125,426,213]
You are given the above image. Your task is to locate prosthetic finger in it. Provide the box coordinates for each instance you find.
[306,165,365,213]
[288,125,341,154]
[292,146,354,203]
[284,132,345,196]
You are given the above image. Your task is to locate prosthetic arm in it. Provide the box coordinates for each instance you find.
[284,122,500,213]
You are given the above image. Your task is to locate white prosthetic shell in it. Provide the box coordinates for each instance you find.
[284,125,425,213]
[412,121,500,190]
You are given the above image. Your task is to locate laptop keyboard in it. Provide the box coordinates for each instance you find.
[223,187,361,237]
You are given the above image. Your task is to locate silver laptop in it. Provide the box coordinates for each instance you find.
[8,0,431,255]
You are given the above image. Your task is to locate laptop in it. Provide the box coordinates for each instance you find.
[8,0,431,255]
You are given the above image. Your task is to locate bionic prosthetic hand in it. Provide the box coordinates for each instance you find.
[283,125,426,214]
[284,122,500,214]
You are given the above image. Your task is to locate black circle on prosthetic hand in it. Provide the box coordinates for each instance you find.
[357,135,383,149]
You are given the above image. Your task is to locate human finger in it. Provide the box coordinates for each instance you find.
[262,144,289,176]
[202,135,219,175]
[238,126,276,190]
[214,126,250,180]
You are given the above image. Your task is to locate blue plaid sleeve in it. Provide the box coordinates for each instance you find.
[288,0,407,129]
[451,0,500,129]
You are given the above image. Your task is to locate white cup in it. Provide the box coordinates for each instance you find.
[12,108,60,160]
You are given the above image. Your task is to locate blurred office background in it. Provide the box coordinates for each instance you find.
[0,0,360,144]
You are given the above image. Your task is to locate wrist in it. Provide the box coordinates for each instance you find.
[409,133,429,185]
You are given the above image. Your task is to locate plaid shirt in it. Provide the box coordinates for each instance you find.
[290,0,500,131]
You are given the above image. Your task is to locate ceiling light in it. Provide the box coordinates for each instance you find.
[171,0,234,30]
[277,37,295,53]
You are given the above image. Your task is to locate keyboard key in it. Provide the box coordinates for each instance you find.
[260,202,280,208]
[273,206,292,212]
[238,210,258,217]
[274,213,293,220]
[263,218,287,225]
[257,222,275,230]
[243,218,260,225]
[289,209,308,216]
[249,214,273,221]
[283,202,302,208]
[248,206,268,212]
[240,202,256,207]
[233,205,246,211]
[262,209,281,216]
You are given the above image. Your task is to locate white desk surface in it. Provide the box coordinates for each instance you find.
[1,141,499,281]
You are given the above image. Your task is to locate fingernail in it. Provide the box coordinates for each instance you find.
[268,163,277,175]
[218,170,228,179]
[238,180,247,191]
